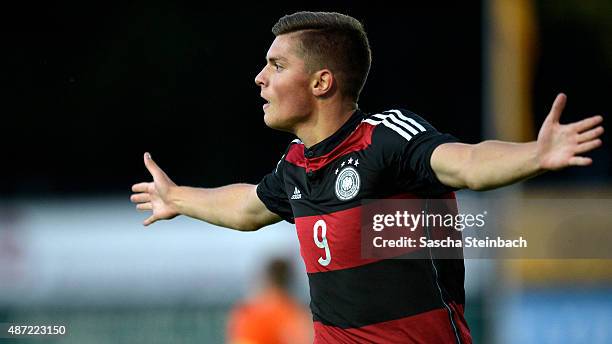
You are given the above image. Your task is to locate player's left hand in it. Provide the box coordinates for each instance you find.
[536,93,604,171]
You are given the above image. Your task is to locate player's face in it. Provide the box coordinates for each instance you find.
[255,34,314,132]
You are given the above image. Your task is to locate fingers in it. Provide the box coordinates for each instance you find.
[131,193,151,203]
[135,153,166,228]
[577,126,604,143]
[132,182,150,193]
[134,200,156,227]
[143,152,166,182]
[143,215,157,226]
[569,156,593,166]
[136,202,153,211]
[575,139,602,154]
[572,115,604,133]
[547,93,567,123]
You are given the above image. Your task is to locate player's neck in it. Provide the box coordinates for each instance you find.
[296,101,357,148]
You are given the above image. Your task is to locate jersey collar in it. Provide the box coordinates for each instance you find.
[302,109,366,158]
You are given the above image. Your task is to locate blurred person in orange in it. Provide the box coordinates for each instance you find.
[227,258,312,344]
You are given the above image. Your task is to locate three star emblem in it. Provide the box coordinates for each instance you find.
[335,157,359,175]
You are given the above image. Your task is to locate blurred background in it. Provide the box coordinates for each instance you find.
[2,0,611,343]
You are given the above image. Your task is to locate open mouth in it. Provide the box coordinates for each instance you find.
[261,95,270,110]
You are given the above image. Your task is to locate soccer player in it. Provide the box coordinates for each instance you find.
[130,12,604,343]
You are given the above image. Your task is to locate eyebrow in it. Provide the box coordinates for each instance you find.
[267,56,288,64]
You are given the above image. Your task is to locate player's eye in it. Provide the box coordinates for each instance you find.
[274,63,284,71]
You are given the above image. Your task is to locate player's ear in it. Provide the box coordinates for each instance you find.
[311,69,334,97]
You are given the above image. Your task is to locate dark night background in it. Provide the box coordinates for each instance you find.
[3,1,610,197]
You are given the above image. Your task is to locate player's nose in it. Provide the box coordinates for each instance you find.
[254,67,267,87]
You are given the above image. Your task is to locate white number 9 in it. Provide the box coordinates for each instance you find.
[313,219,331,266]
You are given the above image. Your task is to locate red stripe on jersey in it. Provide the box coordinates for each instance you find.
[449,301,472,343]
[295,206,380,274]
[286,122,375,171]
[295,193,457,273]
[313,304,472,344]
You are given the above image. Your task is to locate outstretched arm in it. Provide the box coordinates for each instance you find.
[130,153,281,230]
[431,93,604,191]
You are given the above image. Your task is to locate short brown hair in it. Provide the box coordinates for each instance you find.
[265,258,291,290]
[272,11,372,102]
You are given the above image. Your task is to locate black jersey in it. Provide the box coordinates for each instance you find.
[257,109,472,344]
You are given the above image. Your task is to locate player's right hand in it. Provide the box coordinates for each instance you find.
[130,152,179,226]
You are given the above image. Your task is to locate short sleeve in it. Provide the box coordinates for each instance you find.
[256,155,295,224]
[375,109,459,194]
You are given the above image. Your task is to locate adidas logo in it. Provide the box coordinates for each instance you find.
[291,187,302,200]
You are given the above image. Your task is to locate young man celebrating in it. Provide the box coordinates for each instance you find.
[131,12,604,344]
